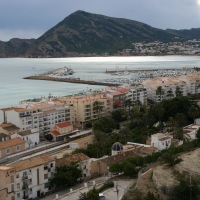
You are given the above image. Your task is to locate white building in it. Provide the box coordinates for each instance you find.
[125,86,147,105]
[142,77,187,102]
[18,128,40,148]
[9,155,55,200]
[179,74,200,95]
[151,133,172,151]
[0,101,74,139]
[183,124,200,140]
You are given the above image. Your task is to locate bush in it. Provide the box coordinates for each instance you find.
[44,134,53,141]
[98,181,114,193]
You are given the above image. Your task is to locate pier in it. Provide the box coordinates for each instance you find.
[23,75,119,86]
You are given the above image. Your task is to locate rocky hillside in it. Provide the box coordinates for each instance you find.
[166,28,200,40]
[27,10,179,57]
[0,10,199,57]
[0,38,35,58]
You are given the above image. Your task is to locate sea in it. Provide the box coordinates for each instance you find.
[0,56,200,108]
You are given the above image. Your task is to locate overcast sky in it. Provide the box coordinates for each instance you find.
[1,0,200,41]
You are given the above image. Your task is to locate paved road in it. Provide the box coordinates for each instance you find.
[43,178,134,200]
[103,180,133,200]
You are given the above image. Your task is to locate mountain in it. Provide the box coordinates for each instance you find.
[0,38,35,58]
[0,10,199,57]
[27,10,179,57]
[166,28,200,40]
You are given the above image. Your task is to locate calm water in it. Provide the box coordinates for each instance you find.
[0,56,200,107]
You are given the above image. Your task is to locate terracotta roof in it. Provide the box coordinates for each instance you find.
[18,130,31,136]
[52,130,60,136]
[0,133,8,137]
[100,149,139,166]
[56,121,71,128]
[56,153,90,168]
[0,137,25,150]
[158,136,171,141]
[9,155,54,172]
[0,166,14,171]
[0,107,16,111]
[0,123,20,132]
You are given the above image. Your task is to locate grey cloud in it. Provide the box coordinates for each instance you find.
[0,0,200,41]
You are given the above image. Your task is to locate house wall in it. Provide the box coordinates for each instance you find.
[151,135,171,151]
[0,143,25,158]
[0,167,16,200]
[90,160,108,178]
[15,160,55,199]
[18,129,40,148]
[0,110,5,123]
[56,125,73,134]
[158,139,171,150]
[6,111,22,130]
[69,135,94,149]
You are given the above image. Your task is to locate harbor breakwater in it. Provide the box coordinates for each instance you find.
[23,75,119,86]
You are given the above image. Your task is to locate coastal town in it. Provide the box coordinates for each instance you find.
[119,40,200,56]
[1,66,200,200]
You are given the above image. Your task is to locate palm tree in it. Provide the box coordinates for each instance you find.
[93,101,103,119]
[188,105,200,122]
[125,98,132,117]
[166,88,174,99]
[175,86,183,97]
[156,86,164,102]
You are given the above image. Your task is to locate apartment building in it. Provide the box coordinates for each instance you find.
[0,137,25,159]
[9,155,55,200]
[142,77,187,102]
[0,166,16,200]
[179,73,200,95]
[0,101,74,139]
[57,94,113,127]
[105,87,128,108]
[125,86,147,106]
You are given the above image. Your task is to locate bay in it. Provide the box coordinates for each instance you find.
[0,56,200,108]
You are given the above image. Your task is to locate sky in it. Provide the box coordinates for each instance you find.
[0,0,200,41]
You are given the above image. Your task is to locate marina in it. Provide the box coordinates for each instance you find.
[0,56,200,107]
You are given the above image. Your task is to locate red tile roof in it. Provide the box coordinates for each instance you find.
[0,137,25,150]
[52,130,60,136]
[56,153,90,168]
[56,121,71,128]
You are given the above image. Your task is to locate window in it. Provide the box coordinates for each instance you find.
[16,145,20,151]
[11,183,14,192]
[6,148,10,154]
[11,175,14,183]
[16,173,19,178]
[50,163,53,168]
[44,174,48,179]
[11,196,15,200]
[17,183,20,189]
[17,193,20,198]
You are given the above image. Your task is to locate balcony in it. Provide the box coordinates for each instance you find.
[22,175,28,180]
[22,182,28,190]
